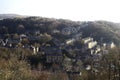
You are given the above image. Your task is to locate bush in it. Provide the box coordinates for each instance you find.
[0,58,34,80]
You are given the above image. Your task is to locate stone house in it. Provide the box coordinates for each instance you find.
[41,46,63,63]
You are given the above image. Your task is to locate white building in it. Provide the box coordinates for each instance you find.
[52,29,60,33]
[86,65,91,70]
[82,37,93,44]
[110,42,116,48]
[66,39,75,45]
[103,42,116,49]
[87,41,97,49]
[31,46,39,55]
[95,46,101,54]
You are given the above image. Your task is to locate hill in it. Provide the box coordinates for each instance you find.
[0,16,120,44]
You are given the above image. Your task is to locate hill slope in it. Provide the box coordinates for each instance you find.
[0,16,120,44]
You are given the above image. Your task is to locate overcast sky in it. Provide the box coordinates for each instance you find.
[0,0,120,22]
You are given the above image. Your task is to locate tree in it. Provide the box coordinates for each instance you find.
[0,47,34,80]
[17,24,25,34]
[39,33,52,43]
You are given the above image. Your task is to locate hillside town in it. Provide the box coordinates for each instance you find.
[0,32,116,77]
[0,17,120,80]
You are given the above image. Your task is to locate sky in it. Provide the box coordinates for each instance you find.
[0,0,120,22]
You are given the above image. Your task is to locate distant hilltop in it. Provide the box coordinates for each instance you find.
[0,14,27,19]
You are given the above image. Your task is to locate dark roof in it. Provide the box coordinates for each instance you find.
[41,46,62,56]
[46,38,62,47]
